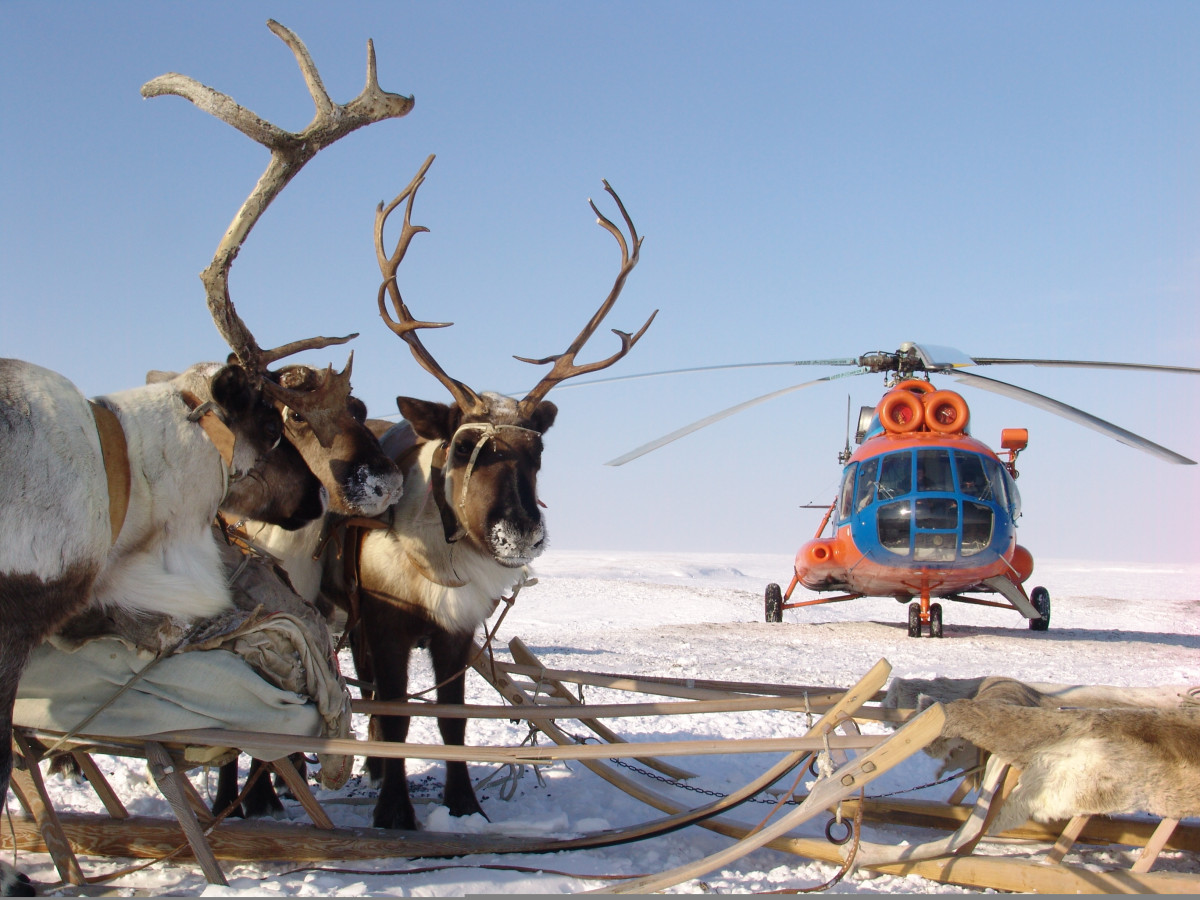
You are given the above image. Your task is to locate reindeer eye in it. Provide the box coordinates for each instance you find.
[288,409,306,425]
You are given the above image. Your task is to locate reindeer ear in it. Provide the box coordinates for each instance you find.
[528,400,558,435]
[211,364,255,415]
[396,396,456,441]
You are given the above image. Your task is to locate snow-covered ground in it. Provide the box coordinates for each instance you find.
[12,551,1200,895]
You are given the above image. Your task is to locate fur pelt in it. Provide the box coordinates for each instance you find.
[943,701,1200,832]
[884,675,1200,833]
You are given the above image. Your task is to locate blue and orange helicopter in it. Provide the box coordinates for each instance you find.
[601,343,1198,637]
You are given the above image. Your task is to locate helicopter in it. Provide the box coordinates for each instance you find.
[600,343,1199,637]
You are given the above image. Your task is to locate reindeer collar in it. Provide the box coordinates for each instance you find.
[180,389,238,470]
[88,401,131,544]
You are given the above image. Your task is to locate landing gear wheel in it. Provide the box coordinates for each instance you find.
[907,602,921,638]
[765,583,783,623]
[929,602,943,639]
[1028,586,1050,631]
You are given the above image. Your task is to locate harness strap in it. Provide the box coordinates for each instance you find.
[429,442,467,544]
[311,516,392,636]
[179,389,237,469]
[89,401,131,544]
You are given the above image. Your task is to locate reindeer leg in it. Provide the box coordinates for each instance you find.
[0,575,90,898]
[212,759,245,818]
[431,628,486,820]
[360,600,418,830]
[241,758,285,819]
[0,657,36,897]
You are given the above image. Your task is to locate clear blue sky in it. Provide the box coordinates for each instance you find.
[3,1,1197,565]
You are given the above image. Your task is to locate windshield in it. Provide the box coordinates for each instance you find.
[853,447,1007,561]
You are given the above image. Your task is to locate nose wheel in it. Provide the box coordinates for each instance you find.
[906,600,944,638]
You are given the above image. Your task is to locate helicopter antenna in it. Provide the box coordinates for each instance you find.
[837,395,853,464]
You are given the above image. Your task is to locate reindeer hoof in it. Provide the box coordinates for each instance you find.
[372,804,418,832]
[0,865,35,897]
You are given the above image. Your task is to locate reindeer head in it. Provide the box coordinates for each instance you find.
[143,20,409,518]
[375,156,655,565]
[395,392,557,565]
[150,363,326,530]
[270,361,402,517]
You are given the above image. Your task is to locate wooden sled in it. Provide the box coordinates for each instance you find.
[4,650,899,892]
[7,647,1198,895]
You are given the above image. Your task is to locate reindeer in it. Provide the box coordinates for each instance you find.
[218,156,655,828]
[0,22,410,894]
[355,157,654,830]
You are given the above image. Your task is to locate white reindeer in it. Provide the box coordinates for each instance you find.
[0,21,412,894]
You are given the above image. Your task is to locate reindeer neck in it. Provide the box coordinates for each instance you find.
[379,440,470,588]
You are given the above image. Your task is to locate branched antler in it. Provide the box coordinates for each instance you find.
[142,19,415,416]
[374,163,654,418]
[516,181,657,415]
[374,155,486,414]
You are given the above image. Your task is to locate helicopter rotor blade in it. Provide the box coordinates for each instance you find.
[944,369,1196,465]
[965,357,1200,376]
[538,358,861,392]
[605,368,870,466]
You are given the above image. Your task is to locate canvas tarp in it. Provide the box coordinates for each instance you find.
[15,527,353,785]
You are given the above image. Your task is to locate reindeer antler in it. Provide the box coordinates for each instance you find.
[374,155,487,415]
[142,19,415,417]
[515,182,657,415]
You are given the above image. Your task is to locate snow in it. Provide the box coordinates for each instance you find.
[12,551,1200,895]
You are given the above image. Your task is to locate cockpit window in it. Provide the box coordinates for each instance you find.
[838,463,857,520]
[876,453,911,500]
[855,457,878,512]
[877,501,910,554]
[916,448,953,492]
[954,451,991,500]
[983,456,1011,512]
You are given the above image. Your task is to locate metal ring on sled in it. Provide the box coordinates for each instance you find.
[825,815,855,845]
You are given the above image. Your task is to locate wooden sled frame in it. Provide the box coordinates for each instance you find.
[474,641,1200,895]
[3,650,905,892]
[6,644,1199,895]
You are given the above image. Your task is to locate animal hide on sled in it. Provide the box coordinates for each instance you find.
[16,527,353,783]
[884,676,1200,834]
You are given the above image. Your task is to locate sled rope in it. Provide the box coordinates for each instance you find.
[278,861,651,884]
[404,581,522,702]
[758,792,865,894]
[474,722,550,801]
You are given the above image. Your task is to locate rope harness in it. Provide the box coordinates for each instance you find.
[429,422,545,545]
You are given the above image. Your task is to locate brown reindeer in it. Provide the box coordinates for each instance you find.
[349,156,655,829]
[1,22,410,893]
[219,156,655,828]
[142,19,409,518]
